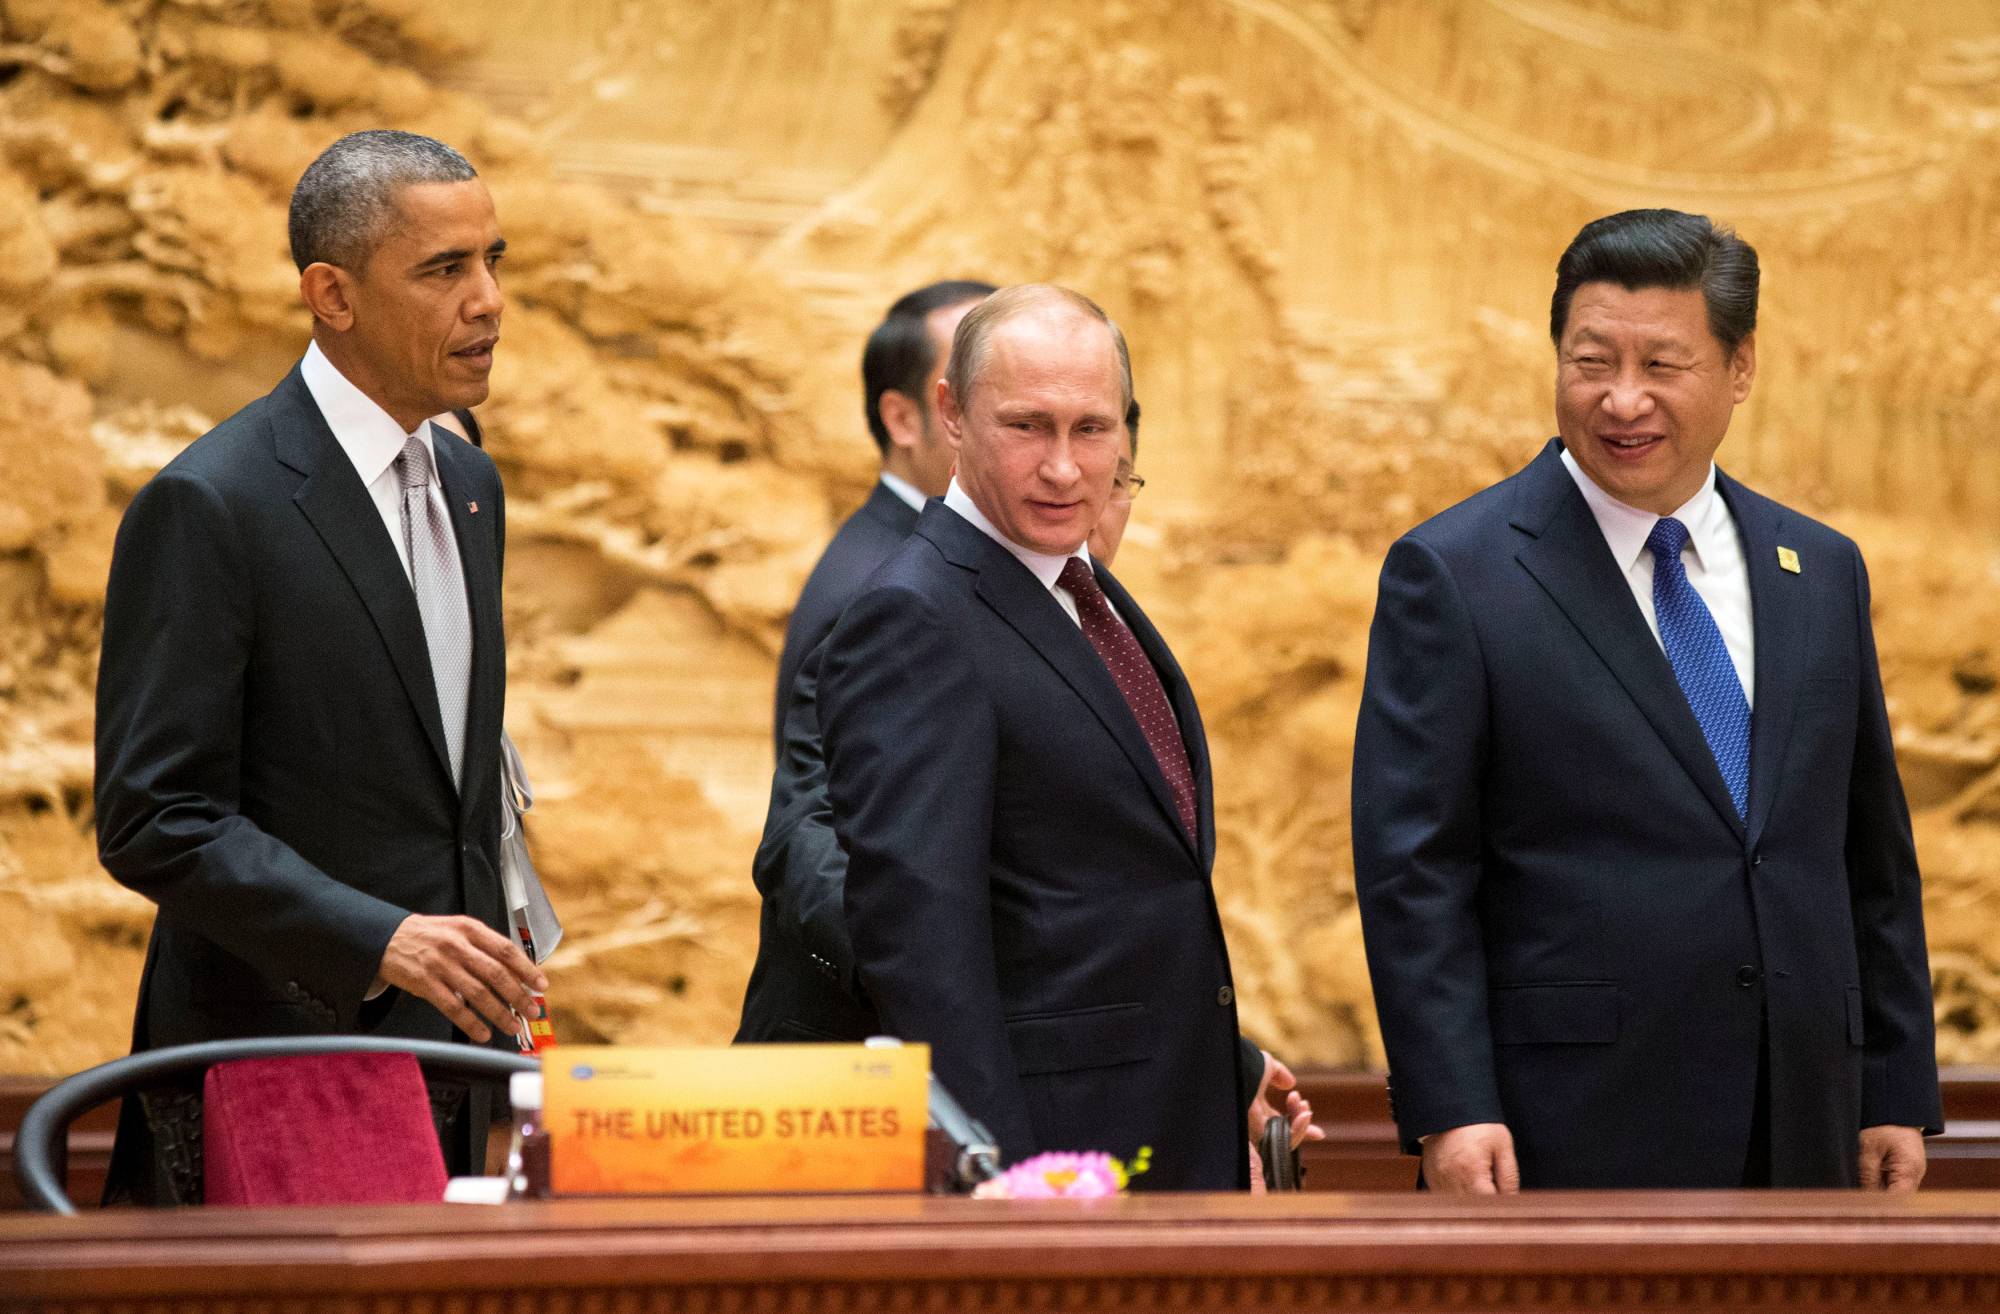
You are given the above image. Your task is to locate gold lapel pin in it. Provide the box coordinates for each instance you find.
[1777,546,1800,574]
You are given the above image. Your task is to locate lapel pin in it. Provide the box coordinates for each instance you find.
[467,501,479,514]
[1776,546,1800,574]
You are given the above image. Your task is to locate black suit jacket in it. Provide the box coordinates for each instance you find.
[736,482,917,1044]
[1352,438,1941,1188]
[735,641,883,1044]
[771,482,919,750]
[816,503,1248,1190]
[95,366,510,1194]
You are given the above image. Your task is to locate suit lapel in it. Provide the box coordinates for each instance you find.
[1510,441,1745,839]
[919,509,1201,867]
[1098,566,1214,870]
[274,370,455,789]
[433,425,502,812]
[1721,471,1805,848]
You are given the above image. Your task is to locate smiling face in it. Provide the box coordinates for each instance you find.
[938,308,1125,556]
[1555,281,1755,515]
[304,178,504,431]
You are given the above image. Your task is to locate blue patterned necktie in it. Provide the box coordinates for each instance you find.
[1647,516,1750,819]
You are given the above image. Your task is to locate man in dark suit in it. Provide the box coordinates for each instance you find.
[814,285,1249,1188]
[771,280,996,748]
[95,130,544,1202]
[738,404,1145,1045]
[1352,209,1940,1192]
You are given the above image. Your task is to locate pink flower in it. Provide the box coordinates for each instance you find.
[973,1150,1131,1199]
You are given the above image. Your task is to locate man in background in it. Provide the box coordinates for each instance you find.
[95,130,543,1201]
[771,280,996,747]
[1352,209,1939,1192]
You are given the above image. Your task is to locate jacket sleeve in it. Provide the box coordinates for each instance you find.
[1351,535,1504,1151]
[94,470,410,1024]
[751,644,865,995]
[817,583,1036,1162]
[1843,545,1943,1133]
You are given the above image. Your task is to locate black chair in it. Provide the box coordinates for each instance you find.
[14,1036,536,1215]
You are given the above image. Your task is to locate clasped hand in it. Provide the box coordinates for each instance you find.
[1248,1051,1325,1192]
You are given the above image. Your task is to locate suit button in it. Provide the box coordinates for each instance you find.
[1216,986,1234,1006]
[1737,965,1763,988]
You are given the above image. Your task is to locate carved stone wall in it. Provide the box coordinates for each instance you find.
[1,0,1997,1076]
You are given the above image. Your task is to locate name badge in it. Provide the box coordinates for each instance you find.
[543,1044,929,1195]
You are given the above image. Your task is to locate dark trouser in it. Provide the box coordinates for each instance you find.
[1740,1017,1773,1188]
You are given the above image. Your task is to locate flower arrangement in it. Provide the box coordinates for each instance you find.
[971,1147,1151,1198]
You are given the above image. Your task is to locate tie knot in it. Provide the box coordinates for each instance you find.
[1057,556,1099,599]
[1647,515,1691,563]
[396,435,435,493]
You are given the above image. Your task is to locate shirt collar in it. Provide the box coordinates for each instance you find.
[1559,445,1727,573]
[943,477,1089,591]
[300,340,434,488]
[877,470,927,514]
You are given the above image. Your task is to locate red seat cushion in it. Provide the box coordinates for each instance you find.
[203,1053,448,1205]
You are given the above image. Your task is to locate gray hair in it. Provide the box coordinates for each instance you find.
[945,284,1133,415]
[288,129,478,272]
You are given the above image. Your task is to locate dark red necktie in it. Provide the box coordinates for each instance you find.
[1056,557,1198,844]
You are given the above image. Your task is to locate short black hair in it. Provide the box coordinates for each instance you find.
[289,129,478,273]
[1550,209,1759,352]
[861,280,996,451]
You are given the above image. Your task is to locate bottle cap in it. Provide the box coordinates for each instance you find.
[863,1035,904,1048]
[510,1070,543,1110]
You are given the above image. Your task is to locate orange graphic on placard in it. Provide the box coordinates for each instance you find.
[544,1045,929,1195]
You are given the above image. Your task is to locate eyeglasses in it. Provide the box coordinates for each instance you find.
[1111,472,1146,502]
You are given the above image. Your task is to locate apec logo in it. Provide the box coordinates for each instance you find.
[570,1065,595,1080]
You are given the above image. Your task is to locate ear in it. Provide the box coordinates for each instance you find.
[877,388,923,452]
[299,262,355,331]
[1729,331,1756,403]
[936,377,966,449]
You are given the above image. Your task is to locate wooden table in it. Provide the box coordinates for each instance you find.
[7,1191,2000,1312]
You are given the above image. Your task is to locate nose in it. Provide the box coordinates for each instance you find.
[1601,369,1655,423]
[1039,434,1080,487]
[464,261,503,322]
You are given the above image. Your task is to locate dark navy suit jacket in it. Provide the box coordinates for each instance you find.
[738,481,918,1044]
[816,503,1248,1190]
[1353,438,1941,1188]
[95,367,511,1195]
[771,482,919,750]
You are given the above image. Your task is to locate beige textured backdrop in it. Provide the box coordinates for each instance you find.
[3,0,1998,1077]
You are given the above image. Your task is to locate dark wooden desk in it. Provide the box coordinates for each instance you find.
[11,1069,2000,1207]
[5,1192,2000,1312]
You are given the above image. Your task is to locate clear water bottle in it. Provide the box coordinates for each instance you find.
[505,1070,550,1199]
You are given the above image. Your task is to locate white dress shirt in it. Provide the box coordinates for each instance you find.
[1560,447,1755,706]
[299,340,460,586]
[877,470,927,514]
[944,478,1103,628]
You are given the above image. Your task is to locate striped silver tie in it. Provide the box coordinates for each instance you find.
[396,435,472,788]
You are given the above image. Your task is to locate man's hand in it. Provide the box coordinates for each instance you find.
[1422,1122,1519,1195]
[374,914,547,1044]
[1858,1125,1926,1192]
[1250,1051,1325,1148]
